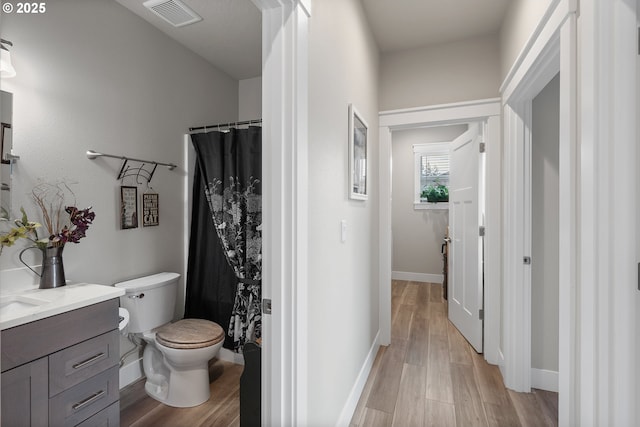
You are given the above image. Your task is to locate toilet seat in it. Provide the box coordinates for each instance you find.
[156,319,224,349]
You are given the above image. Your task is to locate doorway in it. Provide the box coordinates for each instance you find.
[379,99,502,364]
[530,73,560,394]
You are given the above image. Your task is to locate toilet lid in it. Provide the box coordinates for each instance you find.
[156,319,225,349]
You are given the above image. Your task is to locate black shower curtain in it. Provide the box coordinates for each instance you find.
[186,127,262,352]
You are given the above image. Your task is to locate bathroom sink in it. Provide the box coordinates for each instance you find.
[0,294,51,316]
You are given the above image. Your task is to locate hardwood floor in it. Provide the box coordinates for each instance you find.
[350,280,558,427]
[120,359,243,427]
[120,281,557,426]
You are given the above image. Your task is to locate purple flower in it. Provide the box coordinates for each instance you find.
[48,206,95,245]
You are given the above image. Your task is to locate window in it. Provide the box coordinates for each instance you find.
[413,142,450,209]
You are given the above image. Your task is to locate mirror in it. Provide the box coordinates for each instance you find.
[0,90,12,219]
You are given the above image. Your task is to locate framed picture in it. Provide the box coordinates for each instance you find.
[349,104,368,200]
[120,186,138,229]
[142,193,159,227]
[1,123,11,165]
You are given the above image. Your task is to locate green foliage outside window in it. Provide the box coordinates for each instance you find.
[420,183,449,203]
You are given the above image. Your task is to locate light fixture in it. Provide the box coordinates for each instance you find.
[1,39,16,78]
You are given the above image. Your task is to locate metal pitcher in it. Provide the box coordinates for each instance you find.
[19,245,66,289]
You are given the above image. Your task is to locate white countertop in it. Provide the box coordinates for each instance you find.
[0,282,125,330]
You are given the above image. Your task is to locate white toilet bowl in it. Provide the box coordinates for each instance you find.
[140,319,225,407]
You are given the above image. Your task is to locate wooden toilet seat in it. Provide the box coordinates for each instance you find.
[156,319,224,349]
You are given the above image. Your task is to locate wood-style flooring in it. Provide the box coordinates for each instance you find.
[119,359,243,427]
[350,280,558,427]
[120,280,558,426]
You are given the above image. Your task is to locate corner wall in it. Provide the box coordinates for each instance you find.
[307,0,380,424]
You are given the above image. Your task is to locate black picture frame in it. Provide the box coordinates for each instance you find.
[120,186,138,229]
[142,193,159,227]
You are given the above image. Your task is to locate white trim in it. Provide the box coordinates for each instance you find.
[218,348,246,365]
[255,1,310,426]
[379,98,501,360]
[531,368,559,393]
[391,271,443,284]
[335,332,380,427]
[500,0,563,97]
[500,2,577,426]
[119,357,143,390]
[380,98,501,129]
[414,202,449,210]
[577,0,637,425]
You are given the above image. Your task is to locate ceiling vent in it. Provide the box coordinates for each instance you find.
[143,0,202,27]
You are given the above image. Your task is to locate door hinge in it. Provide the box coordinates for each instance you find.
[523,256,531,265]
[262,298,272,315]
[479,309,484,320]
[479,226,485,237]
[479,142,486,153]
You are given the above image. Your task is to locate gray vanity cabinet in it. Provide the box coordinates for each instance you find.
[1,299,121,427]
[1,357,48,426]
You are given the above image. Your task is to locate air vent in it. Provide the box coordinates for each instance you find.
[143,0,202,27]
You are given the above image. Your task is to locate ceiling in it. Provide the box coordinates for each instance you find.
[115,0,510,81]
[115,0,262,80]
[360,0,511,53]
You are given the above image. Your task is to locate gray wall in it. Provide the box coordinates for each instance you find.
[499,0,554,81]
[239,77,262,121]
[531,74,560,373]
[379,34,501,111]
[392,126,467,276]
[307,0,380,423]
[0,0,238,305]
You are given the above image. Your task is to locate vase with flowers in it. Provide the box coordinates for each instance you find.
[0,183,95,289]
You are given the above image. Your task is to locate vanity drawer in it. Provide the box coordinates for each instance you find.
[75,401,120,427]
[49,365,119,427]
[49,330,119,396]
[2,299,118,372]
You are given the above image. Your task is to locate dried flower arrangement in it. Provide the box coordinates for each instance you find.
[0,183,95,253]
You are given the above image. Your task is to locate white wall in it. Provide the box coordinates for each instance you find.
[379,34,501,111]
[531,74,559,375]
[391,126,466,277]
[307,0,379,424]
[239,77,262,121]
[0,0,238,303]
[499,0,554,81]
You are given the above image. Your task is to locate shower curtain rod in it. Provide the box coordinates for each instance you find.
[189,118,262,133]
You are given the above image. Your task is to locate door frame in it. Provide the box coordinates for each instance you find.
[500,0,576,422]
[378,99,502,365]
[252,1,311,426]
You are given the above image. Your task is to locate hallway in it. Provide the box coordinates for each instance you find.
[350,280,558,427]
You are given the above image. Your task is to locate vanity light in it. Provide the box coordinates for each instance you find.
[0,39,16,78]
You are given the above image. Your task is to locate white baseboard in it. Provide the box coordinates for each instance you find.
[498,349,506,381]
[120,357,144,390]
[218,347,245,365]
[335,332,380,427]
[118,347,244,391]
[531,368,558,392]
[391,271,443,284]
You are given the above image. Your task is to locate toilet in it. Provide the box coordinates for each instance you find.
[115,272,225,408]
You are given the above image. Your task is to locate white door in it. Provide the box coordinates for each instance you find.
[448,122,484,352]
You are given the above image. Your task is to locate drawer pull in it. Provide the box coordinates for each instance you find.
[72,352,105,369]
[72,390,105,411]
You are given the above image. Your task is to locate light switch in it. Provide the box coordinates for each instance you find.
[341,220,347,242]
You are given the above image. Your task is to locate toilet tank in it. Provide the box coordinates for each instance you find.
[114,272,180,333]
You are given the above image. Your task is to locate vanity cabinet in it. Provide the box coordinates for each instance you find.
[1,299,120,427]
